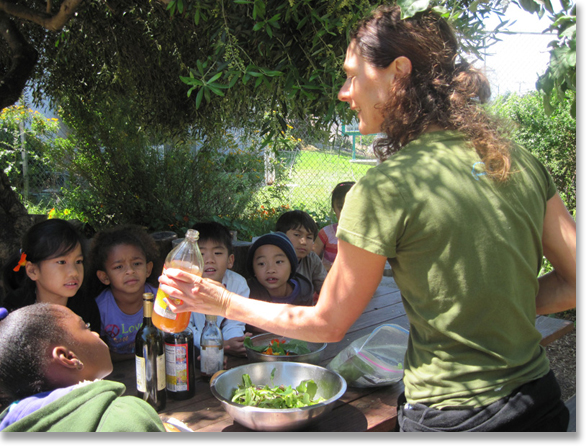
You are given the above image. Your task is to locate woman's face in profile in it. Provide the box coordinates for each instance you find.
[338,41,396,135]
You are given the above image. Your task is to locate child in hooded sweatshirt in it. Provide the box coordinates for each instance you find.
[0,303,164,432]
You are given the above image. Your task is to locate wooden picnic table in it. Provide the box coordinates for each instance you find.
[109,276,574,432]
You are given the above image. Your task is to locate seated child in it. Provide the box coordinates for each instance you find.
[88,225,159,362]
[313,181,355,271]
[246,232,314,334]
[276,210,328,303]
[189,222,251,357]
[1,218,101,333]
[0,303,165,432]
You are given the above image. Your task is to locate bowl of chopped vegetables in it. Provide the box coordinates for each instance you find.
[210,361,347,431]
[244,334,327,365]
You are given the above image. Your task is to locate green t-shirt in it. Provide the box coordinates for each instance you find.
[337,130,556,409]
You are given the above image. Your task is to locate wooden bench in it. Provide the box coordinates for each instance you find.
[536,315,575,346]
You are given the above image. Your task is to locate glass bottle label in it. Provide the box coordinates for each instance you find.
[156,354,166,391]
[135,354,166,392]
[165,342,189,392]
[136,356,146,392]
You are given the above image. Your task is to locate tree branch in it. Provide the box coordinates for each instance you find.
[0,0,84,32]
[0,10,38,109]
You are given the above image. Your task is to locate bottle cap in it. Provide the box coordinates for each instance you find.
[143,292,155,301]
[185,229,200,241]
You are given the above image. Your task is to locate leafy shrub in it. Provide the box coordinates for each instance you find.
[490,91,576,277]
[490,91,576,215]
[0,105,62,200]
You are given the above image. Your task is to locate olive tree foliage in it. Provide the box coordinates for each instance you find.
[516,0,576,117]
[3,1,520,139]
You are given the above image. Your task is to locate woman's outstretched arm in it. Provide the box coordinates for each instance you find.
[158,240,387,342]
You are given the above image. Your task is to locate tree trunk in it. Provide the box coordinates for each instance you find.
[0,168,34,300]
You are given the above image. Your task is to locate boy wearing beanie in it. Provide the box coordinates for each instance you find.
[245,232,314,334]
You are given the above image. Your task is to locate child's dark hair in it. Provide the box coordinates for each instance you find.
[0,303,69,406]
[275,210,319,240]
[191,221,234,255]
[87,224,159,296]
[1,219,85,298]
[331,182,355,209]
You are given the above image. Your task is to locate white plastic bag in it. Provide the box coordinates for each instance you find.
[327,324,409,388]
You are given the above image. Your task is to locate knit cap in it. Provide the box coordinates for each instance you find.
[247,232,298,280]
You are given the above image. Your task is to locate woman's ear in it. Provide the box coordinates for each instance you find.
[393,56,412,78]
[96,270,110,285]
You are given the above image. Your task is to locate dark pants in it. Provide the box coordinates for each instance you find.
[396,370,569,432]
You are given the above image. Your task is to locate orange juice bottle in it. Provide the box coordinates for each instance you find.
[153,229,203,333]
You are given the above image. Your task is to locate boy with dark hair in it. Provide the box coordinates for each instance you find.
[276,210,328,302]
[188,221,251,357]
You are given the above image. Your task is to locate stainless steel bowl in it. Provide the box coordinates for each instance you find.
[246,333,327,365]
[210,361,347,431]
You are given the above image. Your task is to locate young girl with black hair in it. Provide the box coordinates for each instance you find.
[0,303,164,431]
[1,218,101,332]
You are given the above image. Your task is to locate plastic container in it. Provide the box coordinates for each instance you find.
[327,324,409,387]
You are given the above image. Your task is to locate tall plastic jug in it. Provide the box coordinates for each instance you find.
[153,229,203,333]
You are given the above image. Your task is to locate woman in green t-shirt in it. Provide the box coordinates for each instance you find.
[159,4,576,432]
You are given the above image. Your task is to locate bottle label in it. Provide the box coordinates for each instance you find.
[165,342,190,392]
[156,354,166,391]
[200,345,224,376]
[153,288,177,320]
[136,356,146,392]
[135,354,166,392]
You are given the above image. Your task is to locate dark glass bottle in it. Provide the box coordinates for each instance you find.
[164,330,196,400]
[135,293,167,411]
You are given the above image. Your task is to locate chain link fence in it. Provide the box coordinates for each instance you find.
[7,30,553,218]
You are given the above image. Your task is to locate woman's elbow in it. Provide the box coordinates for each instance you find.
[318,325,347,343]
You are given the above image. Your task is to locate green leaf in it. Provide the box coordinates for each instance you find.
[398,0,431,19]
[208,72,223,83]
[195,88,204,109]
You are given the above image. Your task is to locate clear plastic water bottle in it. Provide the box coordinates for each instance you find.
[153,229,203,333]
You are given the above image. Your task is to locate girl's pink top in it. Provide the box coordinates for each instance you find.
[318,224,338,263]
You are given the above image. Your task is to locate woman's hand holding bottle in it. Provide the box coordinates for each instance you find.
[158,268,232,318]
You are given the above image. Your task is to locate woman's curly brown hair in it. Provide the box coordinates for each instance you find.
[351,5,511,181]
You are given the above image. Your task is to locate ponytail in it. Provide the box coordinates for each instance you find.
[354,5,512,181]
